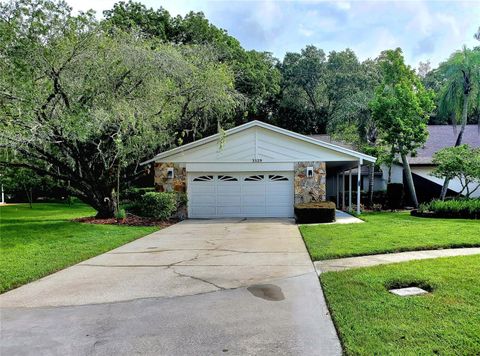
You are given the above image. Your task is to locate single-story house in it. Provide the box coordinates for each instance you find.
[313,125,480,204]
[142,121,376,218]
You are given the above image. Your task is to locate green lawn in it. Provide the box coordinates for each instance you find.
[300,212,480,261]
[321,255,480,355]
[0,203,159,293]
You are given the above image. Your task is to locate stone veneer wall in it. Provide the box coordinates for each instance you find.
[294,161,326,204]
[154,162,187,193]
[154,162,188,219]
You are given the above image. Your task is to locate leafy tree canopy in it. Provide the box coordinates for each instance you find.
[370,48,435,156]
[432,144,480,198]
[103,1,281,123]
[370,48,435,207]
[0,0,240,217]
[435,46,480,126]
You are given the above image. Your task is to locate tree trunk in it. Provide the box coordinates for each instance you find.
[401,152,418,208]
[27,188,33,209]
[116,164,121,215]
[440,92,469,200]
[22,183,33,208]
[439,179,450,201]
[368,163,375,206]
[94,196,116,219]
[80,188,117,219]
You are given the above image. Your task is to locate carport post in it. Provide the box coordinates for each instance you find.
[336,173,339,208]
[348,169,352,212]
[341,171,345,210]
[357,160,362,215]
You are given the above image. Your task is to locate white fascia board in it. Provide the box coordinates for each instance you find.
[141,120,376,165]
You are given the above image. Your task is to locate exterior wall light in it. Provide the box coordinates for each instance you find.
[166,167,174,179]
[306,167,314,178]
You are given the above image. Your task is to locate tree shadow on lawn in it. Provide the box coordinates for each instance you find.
[0,220,140,249]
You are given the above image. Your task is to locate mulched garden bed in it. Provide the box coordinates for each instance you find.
[72,214,178,227]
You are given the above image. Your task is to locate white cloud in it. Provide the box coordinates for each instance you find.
[436,13,460,36]
[299,24,314,37]
[63,0,480,67]
[251,0,285,31]
[335,2,351,11]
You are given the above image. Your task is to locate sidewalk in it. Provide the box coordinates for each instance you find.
[314,247,480,274]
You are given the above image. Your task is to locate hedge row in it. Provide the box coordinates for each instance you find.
[294,201,336,223]
[412,199,480,219]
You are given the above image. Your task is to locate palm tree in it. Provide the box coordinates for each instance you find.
[436,46,480,200]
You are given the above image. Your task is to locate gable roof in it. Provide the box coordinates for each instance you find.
[142,120,376,165]
[311,125,480,165]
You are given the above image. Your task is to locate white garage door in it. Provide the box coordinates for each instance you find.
[188,172,294,218]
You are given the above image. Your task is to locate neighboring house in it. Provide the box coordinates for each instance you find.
[406,125,480,201]
[312,125,480,203]
[143,121,376,218]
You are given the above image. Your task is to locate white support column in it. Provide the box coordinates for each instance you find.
[336,173,339,208]
[357,160,362,215]
[341,172,345,210]
[348,169,352,212]
[0,183,4,204]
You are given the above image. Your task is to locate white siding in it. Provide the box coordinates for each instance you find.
[412,166,480,198]
[164,127,360,163]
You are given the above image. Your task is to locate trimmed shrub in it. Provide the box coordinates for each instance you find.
[122,187,155,203]
[295,201,336,223]
[412,199,480,219]
[361,190,387,206]
[387,183,404,209]
[139,192,177,220]
[115,208,126,220]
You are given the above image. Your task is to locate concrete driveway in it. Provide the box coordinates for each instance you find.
[1,218,341,355]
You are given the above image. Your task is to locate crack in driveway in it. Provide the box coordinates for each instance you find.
[169,267,226,291]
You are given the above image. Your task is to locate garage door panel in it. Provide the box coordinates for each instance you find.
[266,206,292,216]
[189,206,216,218]
[217,184,241,194]
[242,194,266,205]
[266,199,291,206]
[217,195,241,205]
[188,172,293,218]
[242,185,265,194]
[217,206,242,216]
[189,195,216,205]
[266,183,291,192]
[242,206,266,216]
[189,184,215,194]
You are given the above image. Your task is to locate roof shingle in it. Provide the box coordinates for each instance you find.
[310,125,480,165]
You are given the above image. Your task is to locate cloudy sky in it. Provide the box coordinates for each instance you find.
[69,0,480,68]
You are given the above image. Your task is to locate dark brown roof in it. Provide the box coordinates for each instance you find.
[309,134,355,150]
[310,125,480,165]
[410,125,479,164]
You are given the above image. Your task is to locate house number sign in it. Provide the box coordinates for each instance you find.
[252,158,263,163]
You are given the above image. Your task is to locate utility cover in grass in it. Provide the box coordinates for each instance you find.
[389,287,429,296]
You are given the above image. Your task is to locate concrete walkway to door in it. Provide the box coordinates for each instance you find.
[1,218,341,355]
